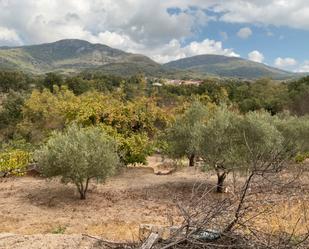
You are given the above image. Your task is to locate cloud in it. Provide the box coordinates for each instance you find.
[2,0,308,64]
[0,0,240,63]
[213,1,309,30]
[0,26,22,45]
[274,57,298,68]
[248,50,264,63]
[295,61,309,72]
[135,39,239,63]
[237,27,252,39]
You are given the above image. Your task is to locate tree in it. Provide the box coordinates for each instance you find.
[0,91,25,140]
[35,125,119,199]
[164,102,208,167]
[238,111,309,176]
[200,107,309,193]
[66,76,92,95]
[199,106,241,192]
[43,73,63,92]
[0,71,31,92]
[19,86,78,142]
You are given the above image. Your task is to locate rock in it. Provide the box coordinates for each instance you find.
[192,229,221,241]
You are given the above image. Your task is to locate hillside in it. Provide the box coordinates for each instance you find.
[163,54,295,79]
[0,40,297,79]
[0,39,162,75]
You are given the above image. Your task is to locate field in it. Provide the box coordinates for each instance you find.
[1,156,309,248]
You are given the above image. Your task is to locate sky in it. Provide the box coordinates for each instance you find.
[0,0,309,72]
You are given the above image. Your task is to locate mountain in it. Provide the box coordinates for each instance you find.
[163,54,295,80]
[0,39,162,75]
[0,40,296,79]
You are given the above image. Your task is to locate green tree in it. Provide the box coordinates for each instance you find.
[200,108,309,193]
[199,106,241,192]
[0,91,25,139]
[66,77,92,95]
[43,73,63,92]
[164,102,208,166]
[0,71,31,92]
[35,125,119,199]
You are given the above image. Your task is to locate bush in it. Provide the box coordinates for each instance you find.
[0,149,31,177]
[35,125,119,199]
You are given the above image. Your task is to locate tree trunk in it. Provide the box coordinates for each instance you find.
[217,172,227,193]
[189,154,195,167]
[78,178,90,200]
[80,191,86,200]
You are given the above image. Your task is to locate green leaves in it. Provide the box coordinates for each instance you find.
[35,125,119,199]
[163,102,208,164]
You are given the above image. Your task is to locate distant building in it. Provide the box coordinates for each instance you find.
[165,79,203,85]
[152,82,163,87]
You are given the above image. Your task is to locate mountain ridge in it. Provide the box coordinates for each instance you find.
[0,39,297,79]
[163,54,294,79]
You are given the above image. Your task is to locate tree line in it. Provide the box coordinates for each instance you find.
[0,70,309,199]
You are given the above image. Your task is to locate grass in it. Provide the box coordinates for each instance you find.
[51,225,67,234]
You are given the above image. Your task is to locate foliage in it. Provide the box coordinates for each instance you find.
[0,149,31,177]
[0,91,25,140]
[0,91,25,127]
[287,76,309,115]
[118,133,153,165]
[43,73,64,92]
[295,152,309,163]
[18,86,77,141]
[35,124,119,199]
[199,107,309,192]
[199,105,241,192]
[0,71,32,92]
[164,101,209,166]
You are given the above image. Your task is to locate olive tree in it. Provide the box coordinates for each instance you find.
[224,111,309,231]
[35,125,119,199]
[199,107,309,193]
[199,106,241,192]
[238,111,309,175]
[164,102,208,167]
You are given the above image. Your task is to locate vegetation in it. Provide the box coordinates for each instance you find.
[0,39,299,79]
[0,62,309,247]
[199,106,240,192]
[0,149,31,177]
[163,102,209,166]
[35,125,119,199]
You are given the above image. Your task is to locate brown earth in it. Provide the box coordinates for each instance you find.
[0,156,217,248]
[0,157,309,249]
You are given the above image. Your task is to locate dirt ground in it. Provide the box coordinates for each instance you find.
[0,156,220,248]
[0,156,309,249]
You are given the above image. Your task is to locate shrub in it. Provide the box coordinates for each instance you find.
[35,125,119,199]
[0,149,31,177]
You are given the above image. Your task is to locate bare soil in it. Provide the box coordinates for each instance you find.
[0,156,218,248]
[0,157,308,249]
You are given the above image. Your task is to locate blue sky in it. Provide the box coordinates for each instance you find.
[0,0,309,72]
[168,6,309,72]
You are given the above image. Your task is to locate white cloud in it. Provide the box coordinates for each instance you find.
[213,1,309,30]
[237,27,252,39]
[274,57,297,68]
[248,50,264,63]
[136,39,239,63]
[0,26,22,45]
[295,61,309,72]
[1,0,308,64]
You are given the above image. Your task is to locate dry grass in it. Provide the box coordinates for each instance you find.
[1,157,309,247]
